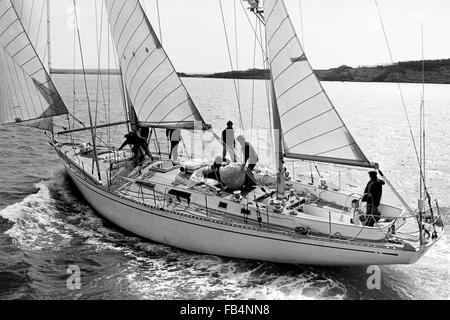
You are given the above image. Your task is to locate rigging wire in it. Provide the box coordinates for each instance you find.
[374,1,439,240]
[299,0,305,49]
[72,0,102,180]
[69,4,77,146]
[374,0,424,182]
[156,0,163,44]
[71,13,78,113]
[250,15,259,140]
[94,0,104,138]
[107,7,112,146]
[234,0,241,101]
[238,0,268,59]
[258,16,275,168]
[421,22,426,199]
[218,0,245,132]
[92,0,112,147]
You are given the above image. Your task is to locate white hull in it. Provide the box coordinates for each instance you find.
[62,159,425,266]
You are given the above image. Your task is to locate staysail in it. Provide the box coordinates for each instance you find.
[0,0,68,130]
[104,0,209,130]
[264,0,372,168]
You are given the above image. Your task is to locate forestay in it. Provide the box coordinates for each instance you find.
[104,0,209,130]
[264,0,372,168]
[0,0,68,130]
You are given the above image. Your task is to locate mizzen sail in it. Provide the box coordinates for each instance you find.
[0,0,68,130]
[104,0,209,130]
[264,0,371,168]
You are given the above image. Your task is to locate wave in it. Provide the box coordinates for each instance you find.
[0,182,73,251]
[120,245,347,300]
[0,179,120,252]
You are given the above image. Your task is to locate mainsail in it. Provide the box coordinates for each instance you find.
[0,0,68,130]
[104,0,209,130]
[264,0,372,168]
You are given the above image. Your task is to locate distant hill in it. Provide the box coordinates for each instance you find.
[316,59,450,84]
[181,59,450,84]
[178,69,270,80]
[52,59,450,84]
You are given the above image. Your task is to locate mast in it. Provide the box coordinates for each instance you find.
[270,77,286,198]
[418,22,426,247]
[421,22,426,201]
[118,67,130,133]
[47,0,52,74]
[259,0,285,198]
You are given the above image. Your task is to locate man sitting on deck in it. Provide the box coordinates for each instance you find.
[119,130,154,167]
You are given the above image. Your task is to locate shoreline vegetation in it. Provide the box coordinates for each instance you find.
[51,58,450,84]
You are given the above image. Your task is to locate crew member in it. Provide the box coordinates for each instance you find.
[119,130,153,166]
[166,128,182,162]
[222,121,236,162]
[361,171,385,227]
[236,135,259,189]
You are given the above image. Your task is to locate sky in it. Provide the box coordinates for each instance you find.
[50,0,450,73]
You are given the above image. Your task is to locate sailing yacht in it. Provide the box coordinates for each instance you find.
[0,0,444,265]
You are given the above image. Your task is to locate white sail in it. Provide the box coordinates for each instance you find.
[11,0,49,69]
[264,0,371,168]
[0,0,67,129]
[104,0,209,130]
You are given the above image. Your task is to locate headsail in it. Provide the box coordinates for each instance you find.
[264,0,372,168]
[11,0,49,70]
[104,0,209,130]
[0,0,68,130]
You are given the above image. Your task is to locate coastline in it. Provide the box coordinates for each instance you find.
[51,58,450,84]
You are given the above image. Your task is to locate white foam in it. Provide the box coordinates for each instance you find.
[120,251,347,300]
[0,182,98,251]
[0,183,69,249]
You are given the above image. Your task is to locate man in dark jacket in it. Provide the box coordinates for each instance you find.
[119,130,153,166]
[362,171,385,227]
[222,121,236,162]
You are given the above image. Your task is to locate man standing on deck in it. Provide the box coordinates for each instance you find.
[166,128,182,162]
[222,121,236,162]
[119,130,154,166]
[361,171,386,227]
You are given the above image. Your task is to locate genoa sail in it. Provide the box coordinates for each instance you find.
[104,0,209,130]
[0,0,68,130]
[264,0,372,168]
[12,0,49,70]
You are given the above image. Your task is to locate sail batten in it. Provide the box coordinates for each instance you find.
[0,0,68,129]
[105,0,209,130]
[264,0,370,167]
